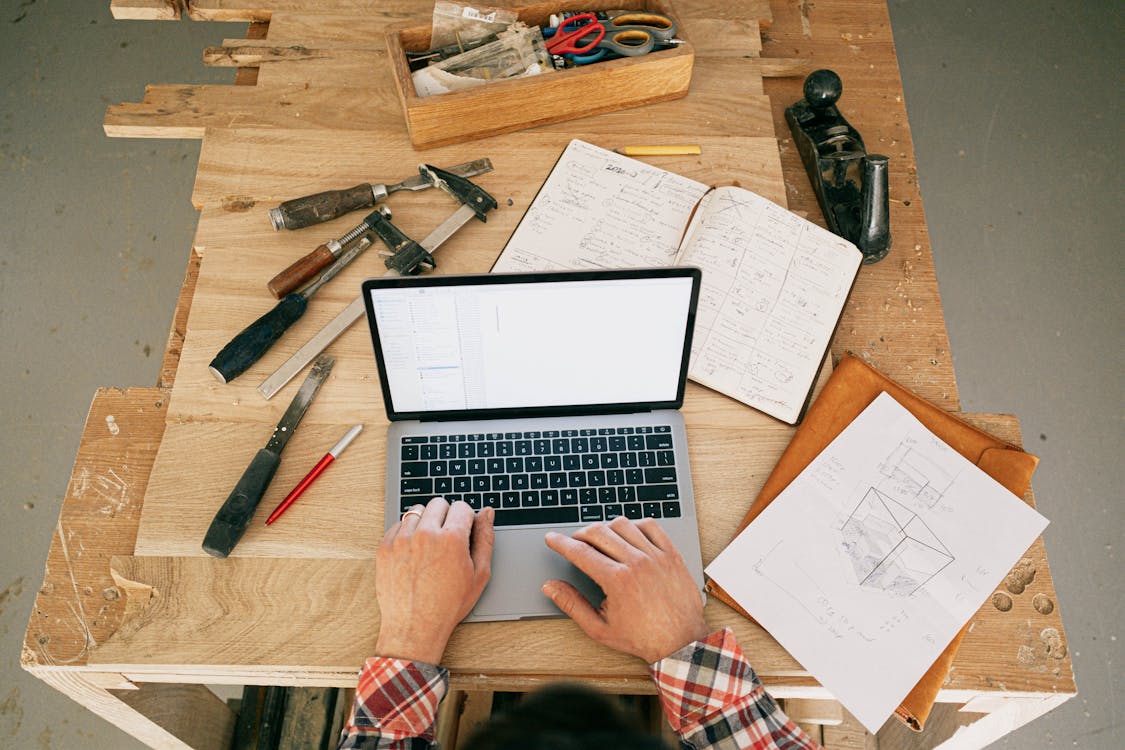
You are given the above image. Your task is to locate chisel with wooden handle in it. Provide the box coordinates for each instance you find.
[208,234,374,384]
[267,158,492,231]
[202,354,334,558]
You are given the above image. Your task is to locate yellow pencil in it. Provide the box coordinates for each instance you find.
[614,144,703,156]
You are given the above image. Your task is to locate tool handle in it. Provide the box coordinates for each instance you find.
[267,244,336,299]
[269,183,383,230]
[365,209,435,275]
[209,294,309,383]
[202,448,282,557]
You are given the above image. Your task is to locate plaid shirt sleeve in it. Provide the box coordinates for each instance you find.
[337,657,448,750]
[649,628,820,750]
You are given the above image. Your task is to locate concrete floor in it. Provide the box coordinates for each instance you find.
[1,1,1120,748]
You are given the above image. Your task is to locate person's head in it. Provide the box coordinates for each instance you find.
[460,683,672,750]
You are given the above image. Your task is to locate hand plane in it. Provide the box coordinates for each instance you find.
[786,69,891,263]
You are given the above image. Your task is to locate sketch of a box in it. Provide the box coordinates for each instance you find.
[877,442,956,508]
[840,488,954,596]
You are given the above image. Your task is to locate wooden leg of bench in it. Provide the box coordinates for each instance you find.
[822,706,877,750]
[435,690,495,749]
[26,670,234,750]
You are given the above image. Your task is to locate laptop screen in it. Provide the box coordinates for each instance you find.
[363,268,701,421]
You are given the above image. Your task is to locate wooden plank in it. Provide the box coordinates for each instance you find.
[133,417,795,559]
[89,414,1071,709]
[278,687,339,750]
[760,0,958,409]
[182,0,773,25]
[112,684,236,749]
[105,57,773,139]
[823,706,878,750]
[90,553,809,681]
[111,0,182,20]
[784,698,844,725]
[159,249,201,389]
[21,388,165,671]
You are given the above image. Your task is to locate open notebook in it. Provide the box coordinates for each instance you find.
[493,139,862,423]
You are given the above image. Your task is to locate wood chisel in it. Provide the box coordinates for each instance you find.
[208,234,375,384]
[202,354,334,558]
[267,158,493,231]
[256,165,498,400]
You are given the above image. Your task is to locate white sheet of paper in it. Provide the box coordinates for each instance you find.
[705,392,1048,732]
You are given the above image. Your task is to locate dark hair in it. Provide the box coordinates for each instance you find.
[459,683,674,750]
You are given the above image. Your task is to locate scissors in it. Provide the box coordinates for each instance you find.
[544,12,678,64]
[543,12,605,55]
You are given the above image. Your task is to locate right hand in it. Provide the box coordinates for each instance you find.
[543,517,711,664]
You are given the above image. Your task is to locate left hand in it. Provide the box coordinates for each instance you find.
[375,497,495,664]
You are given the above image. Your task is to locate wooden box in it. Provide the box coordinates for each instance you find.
[385,0,694,149]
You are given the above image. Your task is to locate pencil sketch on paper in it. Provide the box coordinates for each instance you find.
[876,439,958,509]
[838,440,957,597]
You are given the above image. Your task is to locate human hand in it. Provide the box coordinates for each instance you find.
[543,517,710,664]
[375,498,495,664]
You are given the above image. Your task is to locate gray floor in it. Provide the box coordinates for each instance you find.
[0,1,1119,748]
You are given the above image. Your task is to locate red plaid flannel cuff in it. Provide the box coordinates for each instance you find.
[344,657,448,742]
[649,627,817,749]
[650,628,760,733]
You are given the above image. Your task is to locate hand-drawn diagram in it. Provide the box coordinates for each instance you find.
[839,441,956,596]
[876,439,957,509]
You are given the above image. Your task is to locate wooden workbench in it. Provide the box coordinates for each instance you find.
[22,2,1074,748]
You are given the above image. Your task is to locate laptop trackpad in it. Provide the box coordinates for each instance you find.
[466,526,604,622]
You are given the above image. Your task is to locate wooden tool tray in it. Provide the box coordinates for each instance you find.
[386,0,694,149]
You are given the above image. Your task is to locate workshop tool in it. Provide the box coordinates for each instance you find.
[405,34,502,71]
[545,11,678,64]
[202,355,334,558]
[256,164,498,400]
[265,423,362,526]
[786,69,891,263]
[268,201,419,298]
[208,234,375,384]
[544,13,604,55]
[267,158,493,231]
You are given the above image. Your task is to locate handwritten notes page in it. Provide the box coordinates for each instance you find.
[679,187,861,423]
[493,139,862,423]
[706,393,1049,733]
[494,139,710,273]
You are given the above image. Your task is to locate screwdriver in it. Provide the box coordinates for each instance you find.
[266,158,493,231]
[267,206,394,299]
[208,234,374,384]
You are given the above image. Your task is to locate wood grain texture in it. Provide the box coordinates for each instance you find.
[111,0,182,20]
[22,388,167,671]
[180,0,773,25]
[106,414,1071,704]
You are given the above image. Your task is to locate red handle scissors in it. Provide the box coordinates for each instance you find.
[544,12,605,55]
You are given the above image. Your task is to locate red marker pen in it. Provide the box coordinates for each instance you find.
[265,424,363,526]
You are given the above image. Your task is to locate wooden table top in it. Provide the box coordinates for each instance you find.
[24,3,1073,747]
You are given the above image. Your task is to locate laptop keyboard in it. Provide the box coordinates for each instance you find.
[398,426,683,527]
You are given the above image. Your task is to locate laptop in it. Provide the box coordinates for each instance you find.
[362,267,706,621]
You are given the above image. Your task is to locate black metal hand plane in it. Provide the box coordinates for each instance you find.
[786,69,891,263]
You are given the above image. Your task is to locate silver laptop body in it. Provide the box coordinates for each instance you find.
[363,268,705,621]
